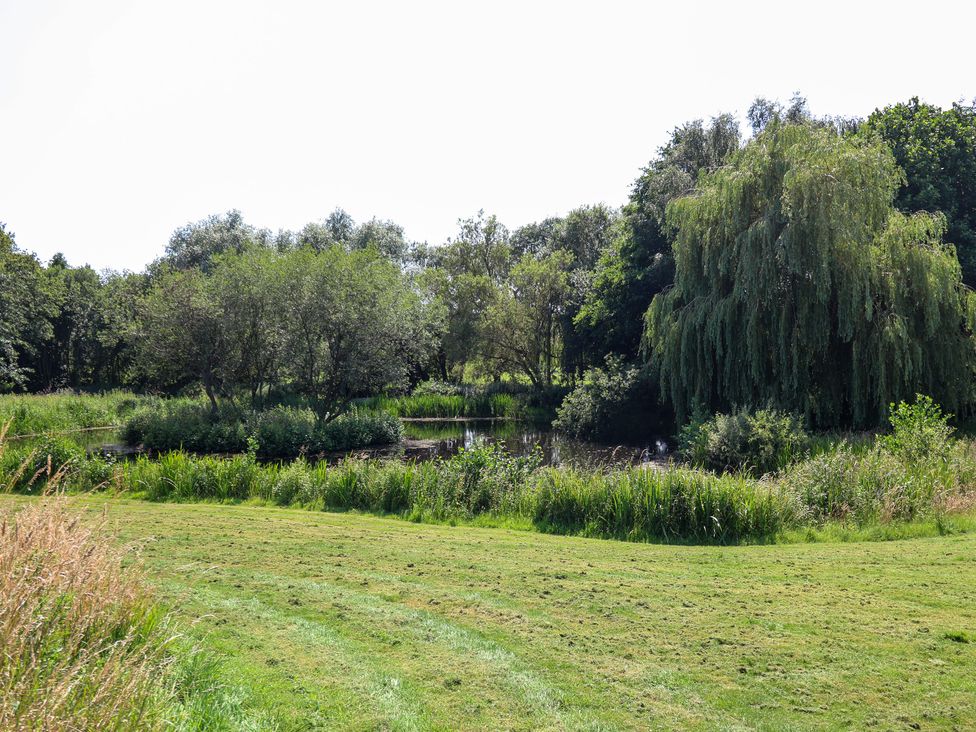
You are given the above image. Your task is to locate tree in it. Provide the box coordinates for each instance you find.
[436,211,511,284]
[348,218,409,263]
[33,258,104,390]
[482,250,573,386]
[163,210,262,271]
[645,122,976,427]
[279,247,435,417]
[210,248,287,406]
[577,115,740,364]
[0,225,57,391]
[136,267,230,411]
[422,212,511,377]
[860,98,976,283]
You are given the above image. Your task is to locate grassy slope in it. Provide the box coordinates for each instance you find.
[70,498,976,730]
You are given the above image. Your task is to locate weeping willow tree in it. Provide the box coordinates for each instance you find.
[644,122,976,427]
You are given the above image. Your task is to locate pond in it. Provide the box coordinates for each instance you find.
[9,421,671,471]
[392,419,669,468]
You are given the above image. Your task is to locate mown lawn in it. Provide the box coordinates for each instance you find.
[69,499,976,730]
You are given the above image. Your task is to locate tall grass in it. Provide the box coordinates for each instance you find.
[8,395,976,546]
[110,449,802,542]
[0,495,169,730]
[357,394,522,419]
[0,391,147,436]
[533,467,801,542]
[0,427,279,731]
[0,494,278,731]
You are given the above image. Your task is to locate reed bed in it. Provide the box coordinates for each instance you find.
[0,391,146,437]
[357,393,522,419]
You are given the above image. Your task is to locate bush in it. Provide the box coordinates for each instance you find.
[122,400,402,457]
[251,406,315,456]
[411,379,465,397]
[780,441,966,524]
[554,358,658,441]
[313,410,403,453]
[679,409,809,476]
[782,396,970,524]
[882,394,954,465]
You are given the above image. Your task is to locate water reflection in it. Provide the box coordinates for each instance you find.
[10,421,670,471]
[371,419,668,469]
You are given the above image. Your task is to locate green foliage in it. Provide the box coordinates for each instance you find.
[646,122,976,428]
[0,435,86,492]
[137,245,438,416]
[861,98,976,283]
[678,409,809,476]
[410,379,464,397]
[576,115,740,364]
[781,441,972,525]
[480,250,574,387]
[780,395,973,524]
[358,393,521,419]
[122,400,402,457]
[882,394,954,465]
[422,444,541,519]
[553,358,658,441]
[7,417,976,544]
[533,466,800,542]
[0,391,146,436]
[0,226,59,390]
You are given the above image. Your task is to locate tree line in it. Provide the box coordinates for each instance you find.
[2,94,974,428]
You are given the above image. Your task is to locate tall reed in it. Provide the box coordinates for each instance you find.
[0,391,147,437]
[357,394,521,419]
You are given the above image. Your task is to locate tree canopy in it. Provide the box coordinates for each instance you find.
[576,115,741,364]
[645,122,976,427]
[861,98,976,284]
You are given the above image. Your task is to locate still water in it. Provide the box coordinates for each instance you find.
[11,420,670,470]
[380,419,668,469]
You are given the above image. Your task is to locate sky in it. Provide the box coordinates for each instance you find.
[1,0,973,272]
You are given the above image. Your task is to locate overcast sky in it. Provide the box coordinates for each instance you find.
[1,0,973,272]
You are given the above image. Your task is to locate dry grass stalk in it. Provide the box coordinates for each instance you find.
[0,425,170,731]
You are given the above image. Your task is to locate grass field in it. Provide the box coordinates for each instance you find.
[43,496,976,731]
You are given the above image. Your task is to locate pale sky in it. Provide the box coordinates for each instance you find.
[1,0,973,272]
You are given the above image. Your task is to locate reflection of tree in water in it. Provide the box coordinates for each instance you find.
[400,420,666,470]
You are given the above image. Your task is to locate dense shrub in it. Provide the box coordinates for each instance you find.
[410,379,465,397]
[882,394,954,464]
[122,400,402,456]
[679,409,809,476]
[554,358,659,441]
[316,410,402,452]
[782,396,971,523]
